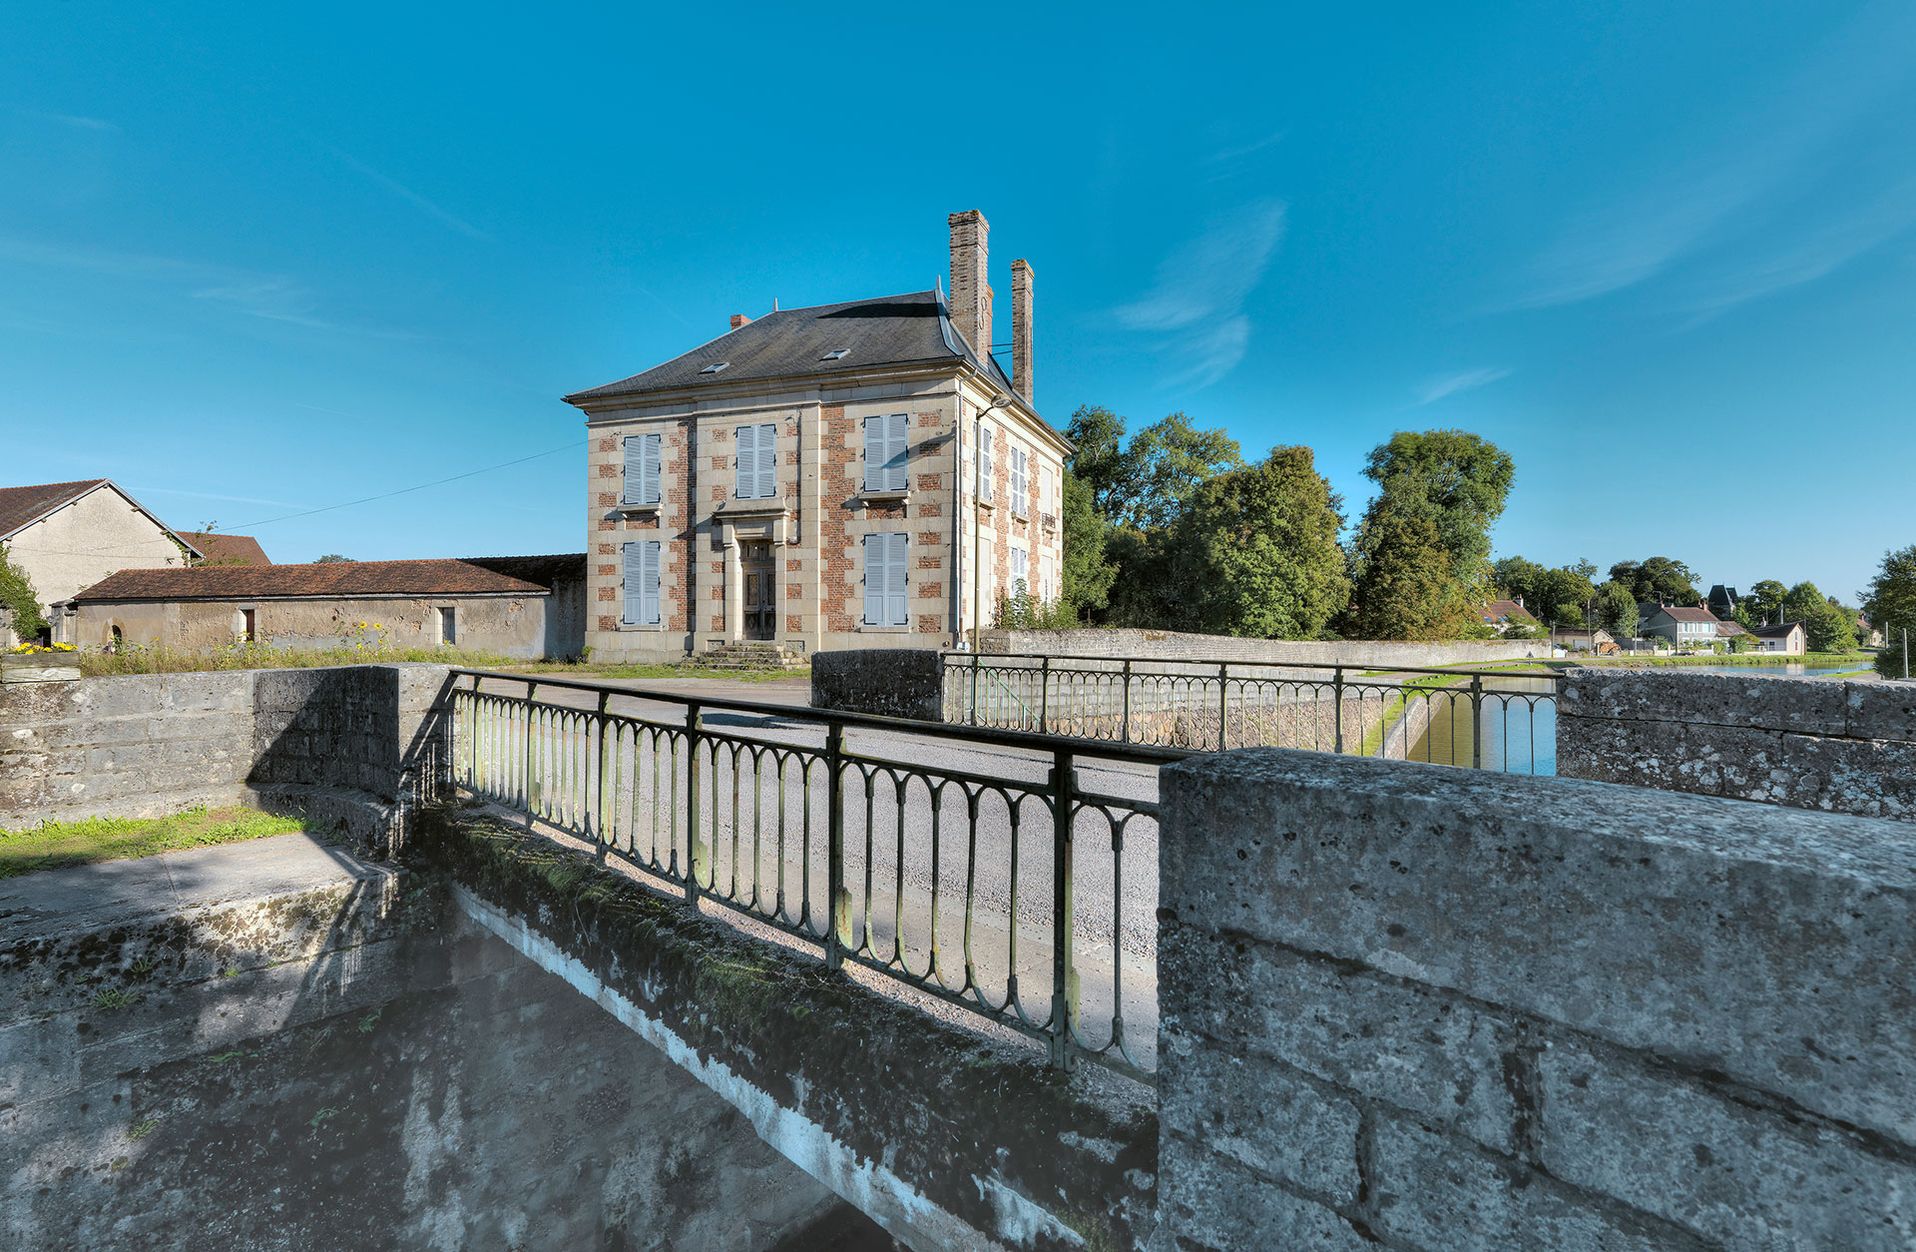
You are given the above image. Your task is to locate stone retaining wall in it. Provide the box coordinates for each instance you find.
[809,648,944,721]
[1558,667,1916,818]
[0,664,452,848]
[1157,749,1916,1250]
[982,627,1547,668]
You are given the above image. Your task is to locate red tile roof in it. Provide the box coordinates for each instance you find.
[0,479,110,539]
[178,531,271,566]
[73,558,548,602]
[1482,598,1536,623]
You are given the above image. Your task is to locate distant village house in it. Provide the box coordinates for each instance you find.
[1749,621,1808,655]
[0,479,195,646]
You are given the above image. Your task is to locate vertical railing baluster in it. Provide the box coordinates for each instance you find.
[825,721,848,971]
[1469,676,1484,771]
[969,654,980,727]
[685,701,703,902]
[1332,665,1346,754]
[1039,655,1050,735]
[1049,748,1077,1071]
[594,691,610,860]
[1120,659,1132,744]
[1217,663,1229,751]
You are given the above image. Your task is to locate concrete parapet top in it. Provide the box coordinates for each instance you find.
[1562,666,1916,742]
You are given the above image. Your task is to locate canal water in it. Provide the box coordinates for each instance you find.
[1402,660,1868,777]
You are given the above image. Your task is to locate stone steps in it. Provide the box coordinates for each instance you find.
[685,641,806,672]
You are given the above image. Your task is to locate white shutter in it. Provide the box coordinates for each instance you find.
[735,425,756,499]
[755,424,776,499]
[862,533,887,625]
[884,412,908,491]
[622,543,644,623]
[862,416,880,491]
[978,425,995,502]
[639,541,661,624]
[885,532,909,625]
[1011,546,1028,590]
[624,435,662,505]
[1011,447,1028,516]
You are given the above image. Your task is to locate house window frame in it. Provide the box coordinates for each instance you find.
[860,531,911,629]
[622,432,663,508]
[735,423,778,501]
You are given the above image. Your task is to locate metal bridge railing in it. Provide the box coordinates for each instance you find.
[943,652,1563,775]
[448,668,1183,1084]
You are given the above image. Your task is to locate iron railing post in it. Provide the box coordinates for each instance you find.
[522,684,536,815]
[969,654,981,726]
[594,690,611,862]
[1217,663,1229,751]
[1469,675,1485,770]
[1048,748,1078,1070]
[1332,664,1346,754]
[1039,656,1050,734]
[824,720,848,971]
[685,701,703,902]
[1120,659,1132,743]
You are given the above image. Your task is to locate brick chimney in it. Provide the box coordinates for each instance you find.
[947,210,991,360]
[1010,258,1034,405]
[730,313,752,330]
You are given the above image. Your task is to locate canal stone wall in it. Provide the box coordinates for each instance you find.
[810,648,945,721]
[980,628,1548,667]
[0,664,453,848]
[0,849,848,1249]
[1558,667,1916,818]
[1157,748,1916,1250]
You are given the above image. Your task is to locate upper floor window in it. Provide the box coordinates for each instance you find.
[736,423,776,500]
[623,433,661,506]
[1010,544,1029,591]
[863,413,909,493]
[976,423,995,503]
[1010,446,1029,518]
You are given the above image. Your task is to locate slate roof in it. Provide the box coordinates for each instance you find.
[179,531,271,566]
[1648,604,1720,624]
[462,553,586,590]
[72,558,548,603]
[0,479,110,539]
[1482,599,1537,623]
[1751,621,1805,639]
[563,290,1016,403]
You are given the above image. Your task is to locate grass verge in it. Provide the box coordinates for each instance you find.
[81,643,516,677]
[0,806,304,878]
[501,661,810,683]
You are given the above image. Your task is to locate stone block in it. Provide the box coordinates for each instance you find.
[1779,732,1916,820]
[811,648,944,721]
[1844,679,1916,743]
[1161,923,1519,1152]
[1560,667,1849,736]
[1159,1036,1361,1202]
[1370,1113,1700,1252]
[1159,749,1916,1144]
[1539,1040,1916,1249]
[1156,1135,1371,1252]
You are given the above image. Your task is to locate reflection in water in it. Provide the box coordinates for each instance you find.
[1404,676,1559,776]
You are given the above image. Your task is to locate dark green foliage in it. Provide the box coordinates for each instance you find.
[1593,580,1638,637]
[1163,447,1348,639]
[1362,430,1514,580]
[1867,546,1916,678]
[1059,472,1115,621]
[1064,406,1243,533]
[1781,581,1857,653]
[1744,579,1788,625]
[1493,555,1596,625]
[1608,557,1699,606]
[0,544,48,640]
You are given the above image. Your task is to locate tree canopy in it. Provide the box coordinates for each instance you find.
[1064,406,1243,533]
[0,544,47,641]
[1865,545,1916,678]
[1607,557,1699,606]
[1592,580,1638,637]
[1779,581,1857,653]
[1493,555,1596,624]
[1058,471,1115,620]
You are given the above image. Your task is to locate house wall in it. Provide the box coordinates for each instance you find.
[6,485,186,628]
[70,594,550,659]
[580,368,1065,663]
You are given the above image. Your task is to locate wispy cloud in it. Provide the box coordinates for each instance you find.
[21,109,119,132]
[1114,200,1287,388]
[0,233,420,339]
[330,148,490,241]
[1206,130,1286,165]
[1416,367,1511,406]
[1500,2,1916,315]
[129,485,310,510]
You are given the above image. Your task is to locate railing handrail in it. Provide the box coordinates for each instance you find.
[449,667,1192,766]
[943,650,1562,684]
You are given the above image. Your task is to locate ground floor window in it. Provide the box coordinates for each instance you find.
[438,605,457,646]
[623,541,662,626]
[862,532,909,626]
[240,608,257,642]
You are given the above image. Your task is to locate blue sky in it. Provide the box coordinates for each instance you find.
[3,3,1912,602]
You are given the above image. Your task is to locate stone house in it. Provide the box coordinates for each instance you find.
[1479,598,1538,634]
[0,478,196,645]
[64,555,587,660]
[1750,620,1808,655]
[1638,604,1724,650]
[563,210,1070,663]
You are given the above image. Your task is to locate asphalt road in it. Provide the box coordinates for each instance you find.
[461,674,1164,1073]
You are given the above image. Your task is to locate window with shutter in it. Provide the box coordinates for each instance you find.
[862,532,909,626]
[862,413,909,492]
[1011,545,1028,591]
[1010,447,1028,518]
[756,423,776,499]
[735,424,776,500]
[623,541,661,626]
[623,434,661,505]
[884,532,909,625]
[977,424,995,502]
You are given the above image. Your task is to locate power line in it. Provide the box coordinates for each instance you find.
[224,440,587,530]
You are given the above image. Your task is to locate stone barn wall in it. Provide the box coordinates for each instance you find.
[1157,748,1916,1250]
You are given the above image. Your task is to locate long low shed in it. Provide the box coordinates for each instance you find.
[62,555,586,660]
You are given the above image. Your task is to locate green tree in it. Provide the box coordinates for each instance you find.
[1492,556,1546,607]
[1593,580,1638,638]
[1348,431,1513,639]
[1166,447,1349,638]
[0,545,48,641]
[1744,579,1788,625]
[1064,407,1243,533]
[1864,545,1916,678]
[1058,471,1115,621]
[314,553,354,564]
[1782,582,1856,653]
[1608,557,1699,605]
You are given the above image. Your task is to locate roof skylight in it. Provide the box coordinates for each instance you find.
[820,348,851,360]
[698,361,731,375]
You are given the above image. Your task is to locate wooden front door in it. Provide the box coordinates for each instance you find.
[742,543,776,641]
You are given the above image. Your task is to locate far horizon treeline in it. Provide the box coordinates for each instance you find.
[1025,404,1914,675]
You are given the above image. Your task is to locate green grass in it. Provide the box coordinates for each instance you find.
[80,642,517,677]
[0,806,304,878]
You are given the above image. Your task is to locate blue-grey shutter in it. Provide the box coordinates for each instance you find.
[756,424,776,499]
[884,412,908,491]
[640,541,661,624]
[622,437,647,504]
[622,543,644,623]
[862,533,886,625]
[978,426,994,501]
[885,532,909,625]
[640,435,661,504]
[861,416,881,491]
[735,425,756,498]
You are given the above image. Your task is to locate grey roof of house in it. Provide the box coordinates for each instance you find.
[1751,621,1804,638]
[563,290,1016,404]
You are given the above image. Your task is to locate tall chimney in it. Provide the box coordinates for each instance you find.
[947,210,991,360]
[1010,258,1034,405]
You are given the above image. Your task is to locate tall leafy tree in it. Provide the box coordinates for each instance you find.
[1782,581,1857,653]
[0,545,47,641]
[1608,557,1699,605]
[1167,447,1349,638]
[1348,431,1513,638]
[1864,544,1916,678]
[1058,471,1115,621]
[1063,406,1243,533]
[1744,579,1788,625]
[1492,556,1546,607]
[1593,580,1638,637]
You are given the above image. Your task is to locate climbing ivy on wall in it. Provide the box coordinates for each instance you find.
[0,545,48,640]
